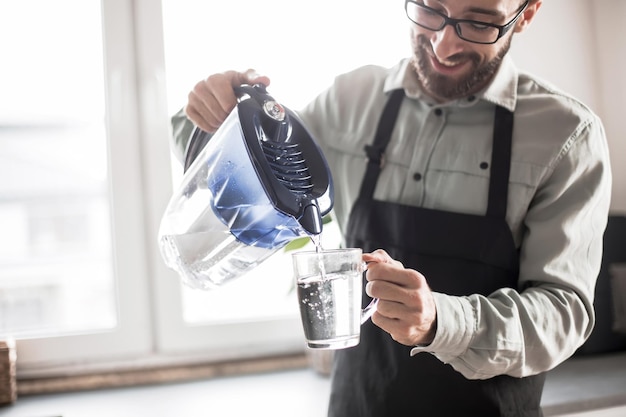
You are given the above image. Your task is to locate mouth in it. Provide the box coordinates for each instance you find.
[429,54,471,76]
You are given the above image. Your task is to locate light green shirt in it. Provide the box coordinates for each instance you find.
[171,56,612,380]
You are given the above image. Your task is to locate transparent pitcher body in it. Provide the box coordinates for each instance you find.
[158,109,308,290]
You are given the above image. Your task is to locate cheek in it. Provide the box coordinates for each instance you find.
[476,50,498,67]
[409,27,418,48]
[464,44,495,67]
[410,30,430,56]
[409,26,429,44]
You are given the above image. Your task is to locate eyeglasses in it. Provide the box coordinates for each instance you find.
[404,0,530,45]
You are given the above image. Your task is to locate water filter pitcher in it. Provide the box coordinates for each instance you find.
[158,84,334,289]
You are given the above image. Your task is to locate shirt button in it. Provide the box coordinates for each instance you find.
[468,95,476,102]
[434,108,443,116]
[480,162,489,169]
[413,172,422,181]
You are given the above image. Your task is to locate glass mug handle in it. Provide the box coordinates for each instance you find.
[360,261,379,324]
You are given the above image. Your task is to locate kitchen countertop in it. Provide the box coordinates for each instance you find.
[2,351,626,417]
[541,351,626,416]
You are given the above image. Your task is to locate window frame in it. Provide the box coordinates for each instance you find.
[14,0,154,376]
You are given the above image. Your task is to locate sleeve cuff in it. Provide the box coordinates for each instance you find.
[410,292,475,359]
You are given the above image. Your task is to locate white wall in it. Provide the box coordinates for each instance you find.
[510,0,626,214]
[593,1,626,213]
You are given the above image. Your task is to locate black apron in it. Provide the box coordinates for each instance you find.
[328,89,546,417]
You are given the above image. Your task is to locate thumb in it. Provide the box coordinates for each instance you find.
[238,68,271,88]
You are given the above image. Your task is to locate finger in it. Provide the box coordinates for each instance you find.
[186,72,243,132]
[237,68,271,88]
[371,312,426,346]
[365,279,422,309]
[365,279,404,300]
[365,263,425,290]
[370,311,415,343]
[204,73,239,117]
[185,69,272,134]
[363,249,404,268]
[369,296,406,319]
[371,299,437,346]
[186,84,226,131]
[363,249,393,265]
[184,105,214,133]
[209,69,270,116]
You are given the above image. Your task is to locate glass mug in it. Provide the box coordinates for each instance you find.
[292,248,379,349]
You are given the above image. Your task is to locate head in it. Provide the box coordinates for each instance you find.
[406,0,542,102]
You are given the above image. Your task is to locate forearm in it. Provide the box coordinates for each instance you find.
[413,286,592,379]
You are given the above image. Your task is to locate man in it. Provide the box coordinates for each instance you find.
[172,0,612,415]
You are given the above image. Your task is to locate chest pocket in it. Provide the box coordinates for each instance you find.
[423,137,494,214]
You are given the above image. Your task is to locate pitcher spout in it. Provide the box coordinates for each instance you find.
[298,203,323,236]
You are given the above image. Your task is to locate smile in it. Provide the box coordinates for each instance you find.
[429,55,469,74]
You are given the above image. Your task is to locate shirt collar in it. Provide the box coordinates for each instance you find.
[481,55,518,112]
[384,55,519,112]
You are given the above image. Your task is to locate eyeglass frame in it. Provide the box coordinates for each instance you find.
[404,0,530,45]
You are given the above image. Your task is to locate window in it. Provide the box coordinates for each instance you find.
[0,1,115,338]
[1,0,152,372]
[0,0,407,375]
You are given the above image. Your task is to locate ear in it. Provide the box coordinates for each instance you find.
[514,0,542,33]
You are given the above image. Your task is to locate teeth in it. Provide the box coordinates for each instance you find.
[438,59,459,67]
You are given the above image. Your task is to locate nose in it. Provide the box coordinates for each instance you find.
[430,24,465,60]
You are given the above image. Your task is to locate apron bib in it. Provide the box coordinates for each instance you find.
[329,90,546,417]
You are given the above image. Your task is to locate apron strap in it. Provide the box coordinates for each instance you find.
[487,105,514,219]
[359,89,405,199]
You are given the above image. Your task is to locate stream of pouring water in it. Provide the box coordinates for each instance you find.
[309,233,328,280]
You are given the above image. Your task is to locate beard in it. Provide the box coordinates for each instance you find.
[410,34,512,101]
